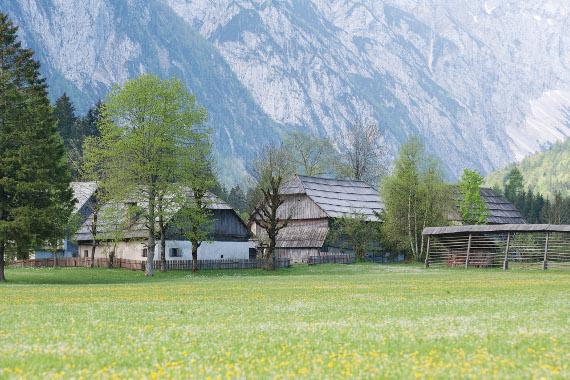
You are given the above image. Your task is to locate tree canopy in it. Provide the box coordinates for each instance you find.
[457,168,490,225]
[380,137,450,261]
[84,73,211,276]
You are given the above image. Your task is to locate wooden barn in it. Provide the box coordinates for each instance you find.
[249,175,385,263]
[75,193,249,262]
[34,181,98,259]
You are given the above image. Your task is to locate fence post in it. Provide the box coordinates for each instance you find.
[465,233,472,268]
[424,236,431,268]
[543,232,549,270]
[503,232,511,270]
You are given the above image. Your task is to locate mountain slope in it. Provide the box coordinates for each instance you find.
[3,0,286,185]
[3,0,570,184]
[168,0,570,178]
[485,138,570,198]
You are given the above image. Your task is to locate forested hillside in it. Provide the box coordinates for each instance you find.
[485,138,570,199]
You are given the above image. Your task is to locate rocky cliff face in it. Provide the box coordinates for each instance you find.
[4,0,570,183]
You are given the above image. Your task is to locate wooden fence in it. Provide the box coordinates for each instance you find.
[13,257,144,270]
[152,258,291,271]
[308,254,356,265]
[11,257,291,272]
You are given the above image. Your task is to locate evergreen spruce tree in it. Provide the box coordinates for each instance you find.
[53,92,77,149]
[0,13,75,281]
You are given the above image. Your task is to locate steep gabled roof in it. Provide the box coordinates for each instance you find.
[284,175,384,221]
[454,187,527,224]
[479,188,527,224]
[71,182,97,214]
[75,192,242,242]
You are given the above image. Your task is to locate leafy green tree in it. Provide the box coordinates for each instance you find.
[457,169,490,225]
[326,209,380,262]
[0,13,75,281]
[380,137,450,261]
[84,73,211,276]
[282,131,339,177]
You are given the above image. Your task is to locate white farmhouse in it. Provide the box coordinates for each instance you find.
[74,194,249,262]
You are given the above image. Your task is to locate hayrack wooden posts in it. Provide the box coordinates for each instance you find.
[424,236,431,268]
[422,225,570,270]
[465,233,472,268]
[542,232,550,270]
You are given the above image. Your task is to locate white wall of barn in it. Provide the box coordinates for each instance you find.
[78,240,249,261]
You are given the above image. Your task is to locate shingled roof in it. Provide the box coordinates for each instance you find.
[281,175,384,221]
[71,182,97,214]
[455,187,527,224]
[75,192,238,242]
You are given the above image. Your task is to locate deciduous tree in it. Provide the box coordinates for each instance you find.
[282,131,338,177]
[380,137,450,262]
[249,142,295,270]
[336,119,386,186]
[326,209,380,262]
[84,73,210,276]
[457,169,490,225]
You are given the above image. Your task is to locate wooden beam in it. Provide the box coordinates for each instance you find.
[424,236,431,268]
[465,233,472,269]
[503,232,511,270]
[543,232,549,270]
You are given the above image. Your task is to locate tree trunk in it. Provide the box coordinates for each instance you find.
[91,211,97,268]
[159,217,166,272]
[0,242,6,282]
[108,250,114,268]
[267,242,276,271]
[146,187,156,277]
[53,251,57,269]
[191,243,199,273]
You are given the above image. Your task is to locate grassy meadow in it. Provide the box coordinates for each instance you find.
[0,264,568,379]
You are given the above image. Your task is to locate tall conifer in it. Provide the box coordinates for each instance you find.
[0,13,75,281]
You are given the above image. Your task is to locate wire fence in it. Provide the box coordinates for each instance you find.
[425,231,570,269]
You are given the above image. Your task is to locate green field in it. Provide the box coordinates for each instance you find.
[0,264,568,379]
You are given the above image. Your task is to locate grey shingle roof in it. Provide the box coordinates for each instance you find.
[479,188,527,224]
[71,182,97,214]
[75,191,235,242]
[423,224,570,235]
[294,175,384,221]
[454,187,527,224]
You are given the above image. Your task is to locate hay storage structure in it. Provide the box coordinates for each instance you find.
[249,175,384,263]
[423,224,570,269]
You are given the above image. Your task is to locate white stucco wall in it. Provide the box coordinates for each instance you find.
[78,239,249,261]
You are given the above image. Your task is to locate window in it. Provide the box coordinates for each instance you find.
[221,255,224,259]
[170,248,181,257]
[141,248,148,257]
[84,250,89,258]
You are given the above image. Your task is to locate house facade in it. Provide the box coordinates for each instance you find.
[34,182,98,259]
[249,175,386,263]
[75,194,250,262]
